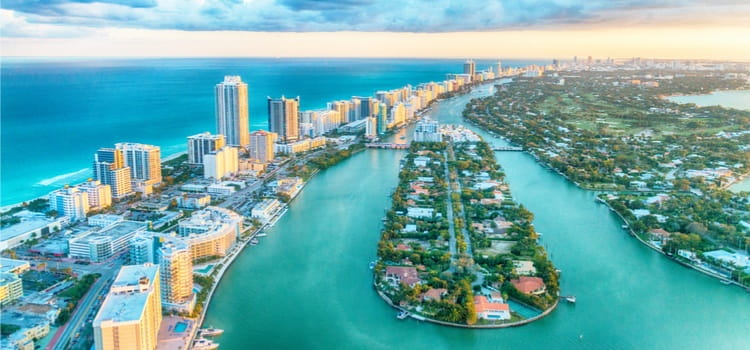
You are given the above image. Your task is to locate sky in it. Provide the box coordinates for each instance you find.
[1,0,749,60]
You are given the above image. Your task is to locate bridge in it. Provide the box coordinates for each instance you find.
[492,146,524,151]
[366,143,410,149]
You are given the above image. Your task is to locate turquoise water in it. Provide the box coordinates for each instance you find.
[204,84,750,349]
[667,90,750,110]
[1,58,537,206]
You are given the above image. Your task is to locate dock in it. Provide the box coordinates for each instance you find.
[492,146,524,151]
[366,143,410,149]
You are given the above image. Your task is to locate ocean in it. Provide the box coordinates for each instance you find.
[0,58,542,206]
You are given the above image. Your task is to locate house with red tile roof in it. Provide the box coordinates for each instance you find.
[422,288,448,302]
[396,243,411,251]
[474,295,511,320]
[510,276,546,295]
[385,266,420,287]
[649,228,671,242]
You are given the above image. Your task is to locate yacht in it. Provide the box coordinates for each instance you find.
[193,338,219,350]
[200,328,224,337]
[397,311,410,319]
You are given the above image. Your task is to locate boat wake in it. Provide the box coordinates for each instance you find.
[36,168,90,186]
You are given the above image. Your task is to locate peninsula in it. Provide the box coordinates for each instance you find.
[374,124,560,327]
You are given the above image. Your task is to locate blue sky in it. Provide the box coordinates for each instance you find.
[1,1,749,58]
[2,0,748,36]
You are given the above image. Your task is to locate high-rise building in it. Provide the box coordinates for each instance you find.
[390,102,406,127]
[365,117,378,139]
[350,98,361,120]
[0,273,23,305]
[414,117,441,142]
[158,241,194,312]
[329,101,352,123]
[78,180,112,210]
[463,59,476,79]
[377,102,387,135]
[268,96,300,143]
[215,76,250,147]
[93,264,162,350]
[129,234,155,265]
[249,130,277,163]
[203,146,239,180]
[187,132,225,165]
[115,143,162,185]
[50,186,89,222]
[93,148,133,200]
[496,60,502,76]
[354,97,379,119]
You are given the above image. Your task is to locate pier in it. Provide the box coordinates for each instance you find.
[366,143,410,149]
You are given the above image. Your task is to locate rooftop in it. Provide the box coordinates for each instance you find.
[1,212,63,242]
[94,264,159,325]
[71,221,147,245]
[0,258,30,275]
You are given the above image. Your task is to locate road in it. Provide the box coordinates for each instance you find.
[442,151,458,266]
[47,259,120,350]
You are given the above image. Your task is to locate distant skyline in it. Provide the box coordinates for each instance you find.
[2,0,749,60]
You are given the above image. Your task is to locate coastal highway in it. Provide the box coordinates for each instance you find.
[48,262,117,350]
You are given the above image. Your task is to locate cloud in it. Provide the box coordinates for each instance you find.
[1,0,749,38]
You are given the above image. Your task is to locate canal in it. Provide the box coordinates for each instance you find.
[204,84,750,349]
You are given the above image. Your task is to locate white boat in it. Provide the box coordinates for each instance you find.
[257,233,267,237]
[200,328,224,337]
[564,295,577,303]
[250,239,259,246]
[193,338,219,350]
[397,311,410,319]
[369,261,376,270]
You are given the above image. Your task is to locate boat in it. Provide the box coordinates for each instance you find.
[200,328,224,337]
[368,261,376,270]
[397,311,410,320]
[720,279,732,285]
[256,233,267,237]
[193,338,219,350]
[250,239,259,246]
[565,296,577,303]
[621,224,628,229]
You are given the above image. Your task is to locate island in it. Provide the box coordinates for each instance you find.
[463,69,750,289]
[373,126,560,327]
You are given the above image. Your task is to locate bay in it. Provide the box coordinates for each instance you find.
[203,84,750,349]
[667,90,750,111]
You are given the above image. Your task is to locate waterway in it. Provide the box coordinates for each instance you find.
[667,89,750,111]
[205,84,750,349]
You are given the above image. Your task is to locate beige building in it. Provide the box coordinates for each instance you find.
[158,241,195,312]
[203,146,239,180]
[116,142,162,186]
[0,272,23,305]
[249,130,277,163]
[216,76,250,147]
[79,180,112,210]
[94,264,162,350]
[177,207,242,260]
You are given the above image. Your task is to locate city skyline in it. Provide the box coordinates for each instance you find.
[1,1,749,60]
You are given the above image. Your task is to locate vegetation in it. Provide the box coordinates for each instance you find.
[56,273,101,325]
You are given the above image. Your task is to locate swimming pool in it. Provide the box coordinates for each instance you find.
[174,321,188,333]
[194,264,214,274]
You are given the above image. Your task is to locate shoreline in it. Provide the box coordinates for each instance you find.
[596,197,750,292]
[464,114,750,291]
[194,81,500,337]
[373,281,560,329]
[1,150,190,212]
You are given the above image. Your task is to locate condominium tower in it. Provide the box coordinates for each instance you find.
[93,148,133,200]
[187,132,226,165]
[268,96,300,143]
[249,130,277,163]
[158,241,194,311]
[49,186,90,222]
[215,76,250,147]
[93,264,162,350]
[115,143,162,185]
